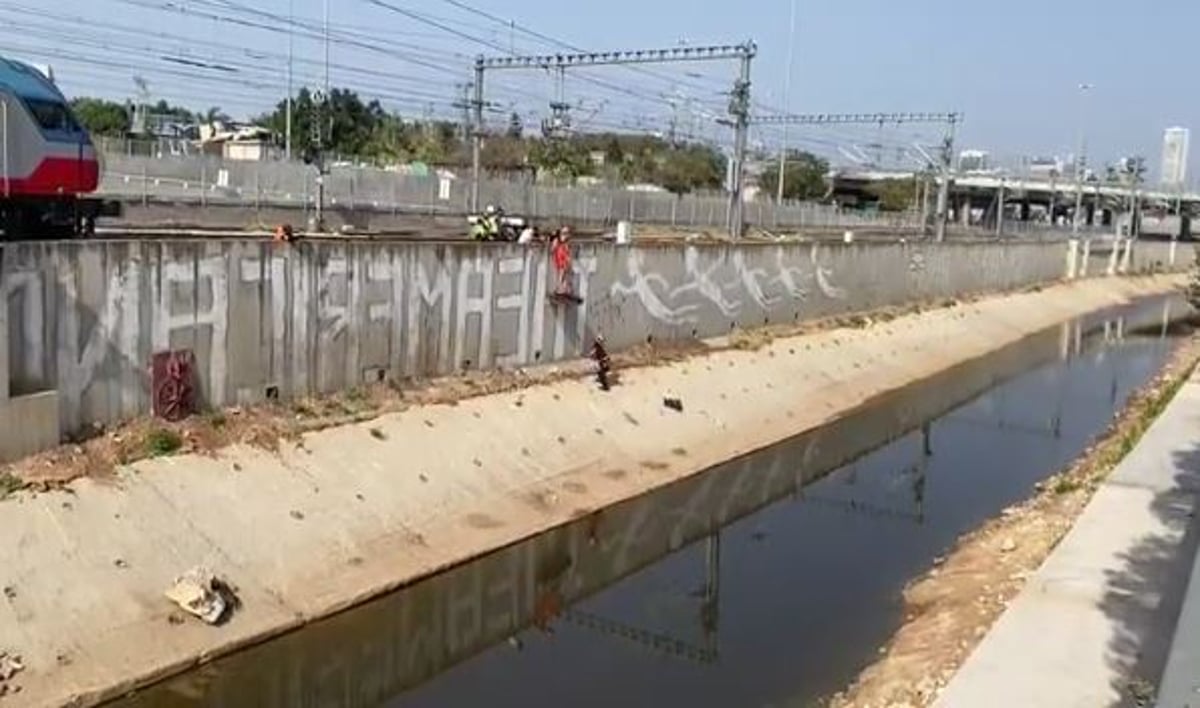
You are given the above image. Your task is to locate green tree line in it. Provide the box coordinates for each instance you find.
[69,89,761,195]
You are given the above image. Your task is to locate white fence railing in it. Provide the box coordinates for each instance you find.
[96,152,923,232]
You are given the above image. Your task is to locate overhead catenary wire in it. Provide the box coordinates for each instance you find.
[0,0,774,156]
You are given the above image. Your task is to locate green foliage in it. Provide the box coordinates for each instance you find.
[150,99,197,123]
[481,135,528,171]
[656,145,724,195]
[1186,248,1200,311]
[144,427,183,457]
[506,112,523,139]
[529,139,593,179]
[758,151,830,201]
[69,97,129,137]
[200,106,232,124]
[256,88,461,165]
[867,179,921,212]
[0,472,24,500]
[603,137,625,167]
[69,88,725,189]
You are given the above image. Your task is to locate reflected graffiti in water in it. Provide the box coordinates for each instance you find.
[111,296,1185,708]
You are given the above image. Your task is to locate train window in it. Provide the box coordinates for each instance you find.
[23,98,80,133]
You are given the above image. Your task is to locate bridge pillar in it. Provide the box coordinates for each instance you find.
[1020,200,1031,222]
[1180,213,1191,241]
[1086,204,1096,226]
[958,196,971,226]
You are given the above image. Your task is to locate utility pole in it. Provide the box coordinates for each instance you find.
[453,83,473,145]
[996,178,1006,236]
[751,112,960,239]
[727,48,754,238]
[323,0,331,100]
[931,120,960,242]
[1132,156,1145,239]
[776,0,798,204]
[285,0,294,161]
[471,57,485,214]
[1072,83,1093,235]
[311,93,325,230]
[311,0,331,231]
[472,42,756,224]
[934,117,957,242]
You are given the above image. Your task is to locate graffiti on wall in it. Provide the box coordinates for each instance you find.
[1,239,1089,439]
[4,242,852,431]
[609,244,847,326]
[4,244,602,432]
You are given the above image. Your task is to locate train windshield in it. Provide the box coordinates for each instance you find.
[22,98,81,134]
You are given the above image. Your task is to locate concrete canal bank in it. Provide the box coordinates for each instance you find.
[0,273,1184,707]
[0,236,1176,462]
[116,294,1185,708]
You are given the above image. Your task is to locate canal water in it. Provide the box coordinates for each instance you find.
[115,296,1187,708]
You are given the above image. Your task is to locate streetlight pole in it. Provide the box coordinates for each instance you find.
[776,0,797,204]
[1072,83,1092,235]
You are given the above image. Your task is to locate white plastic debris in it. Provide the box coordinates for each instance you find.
[0,651,24,696]
[165,567,230,625]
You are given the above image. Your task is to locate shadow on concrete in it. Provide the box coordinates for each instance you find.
[1100,439,1200,707]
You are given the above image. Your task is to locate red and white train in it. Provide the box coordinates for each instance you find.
[0,57,113,237]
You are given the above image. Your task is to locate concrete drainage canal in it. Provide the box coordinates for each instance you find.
[111,295,1189,708]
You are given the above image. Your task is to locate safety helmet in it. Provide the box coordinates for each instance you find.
[484,204,497,216]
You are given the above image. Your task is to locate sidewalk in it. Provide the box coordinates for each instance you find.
[935,369,1200,707]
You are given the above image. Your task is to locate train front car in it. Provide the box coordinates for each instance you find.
[0,58,101,238]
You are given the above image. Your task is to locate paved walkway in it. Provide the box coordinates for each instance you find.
[935,368,1200,708]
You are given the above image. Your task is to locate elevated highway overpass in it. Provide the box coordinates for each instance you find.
[833,170,1200,238]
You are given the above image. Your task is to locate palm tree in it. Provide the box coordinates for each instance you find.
[202,106,231,125]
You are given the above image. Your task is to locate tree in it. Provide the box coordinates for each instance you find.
[758,151,830,201]
[657,144,725,195]
[257,87,387,161]
[69,98,129,137]
[867,179,920,212]
[529,139,592,179]
[506,112,523,139]
[201,106,231,124]
[150,99,196,123]
[603,137,625,167]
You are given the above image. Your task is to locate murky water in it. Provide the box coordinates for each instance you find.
[114,297,1186,708]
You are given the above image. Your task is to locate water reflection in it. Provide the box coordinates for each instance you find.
[111,296,1185,708]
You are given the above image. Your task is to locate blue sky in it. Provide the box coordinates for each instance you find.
[7,0,1197,181]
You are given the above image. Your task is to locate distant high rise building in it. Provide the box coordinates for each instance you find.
[1161,127,1190,187]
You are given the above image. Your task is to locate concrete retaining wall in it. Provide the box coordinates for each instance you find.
[0,237,1179,457]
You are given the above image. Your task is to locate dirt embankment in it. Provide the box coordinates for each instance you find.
[827,333,1200,708]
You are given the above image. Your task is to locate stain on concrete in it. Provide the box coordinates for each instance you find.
[465,513,504,530]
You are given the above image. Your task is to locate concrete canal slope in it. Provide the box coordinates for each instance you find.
[0,275,1183,707]
[0,236,1177,462]
[935,355,1200,708]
